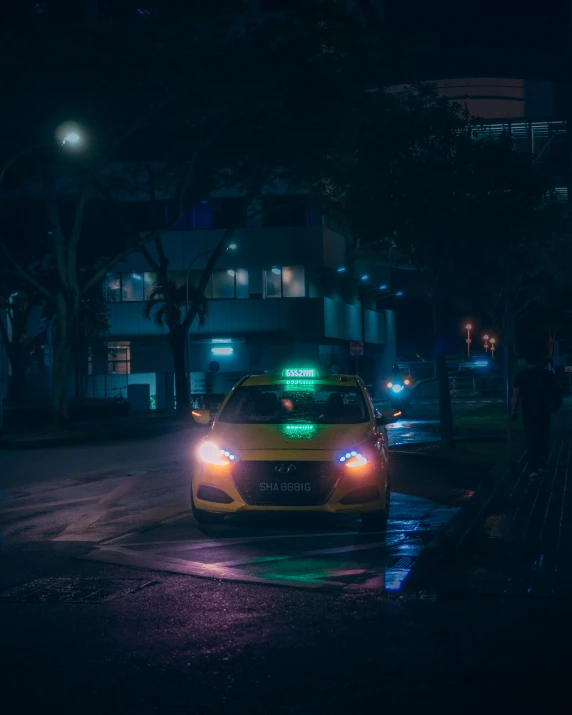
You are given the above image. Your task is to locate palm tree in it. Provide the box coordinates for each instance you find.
[143,277,207,414]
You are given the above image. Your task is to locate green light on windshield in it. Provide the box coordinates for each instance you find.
[286,380,316,386]
[282,368,318,378]
[281,424,317,439]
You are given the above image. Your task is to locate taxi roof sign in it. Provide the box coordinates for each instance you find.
[281,368,319,378]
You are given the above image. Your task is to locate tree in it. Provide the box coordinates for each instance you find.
[319,84,468,446]
[1,1,381,424]
[123,3,384,413]
[141,267,207,409]
[0,290,45,407]
[454,137,572,416]
[319,80,572,446]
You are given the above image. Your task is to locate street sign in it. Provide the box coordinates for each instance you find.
[565,366,572,373]
[349,341,363,357]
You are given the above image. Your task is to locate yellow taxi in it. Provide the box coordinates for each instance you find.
[191,368,399,529]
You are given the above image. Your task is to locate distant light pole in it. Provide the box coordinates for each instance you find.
[0,310,5,436]
[465,324,472,357]
[483,334,490,352]
[490,337,496,359]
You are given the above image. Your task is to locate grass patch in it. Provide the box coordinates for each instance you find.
[453,403,523,434]
[395,438,518,468]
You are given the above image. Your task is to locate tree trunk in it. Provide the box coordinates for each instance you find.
[432,296,454,447]
[167,328,189,415]
[51,292,74,428]
[502,310,516,461]
[8,355,27,407]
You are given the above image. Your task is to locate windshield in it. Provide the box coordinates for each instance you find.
[218,384,369,425]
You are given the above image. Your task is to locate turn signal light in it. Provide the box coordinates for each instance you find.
[339,451,368,468]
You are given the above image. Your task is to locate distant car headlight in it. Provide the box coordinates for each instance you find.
[391,384,403,393]
[339,450,368,468]
[198,441,236,467]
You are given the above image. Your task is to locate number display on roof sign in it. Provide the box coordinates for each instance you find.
[282,368,318,378]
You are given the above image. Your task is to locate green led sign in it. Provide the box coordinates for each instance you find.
[286,380,316,386]
[281,424,317,440]
[282,369,318,378]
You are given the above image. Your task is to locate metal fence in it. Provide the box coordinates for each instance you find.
[448,374,504,399]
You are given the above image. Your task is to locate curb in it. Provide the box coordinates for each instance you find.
[402,459,514,593]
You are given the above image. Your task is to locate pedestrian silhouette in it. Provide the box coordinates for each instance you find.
[512,339,563,478]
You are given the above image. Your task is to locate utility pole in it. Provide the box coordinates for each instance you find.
[0,308,5,436]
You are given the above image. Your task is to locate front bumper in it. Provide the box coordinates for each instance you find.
[192,458,387,515]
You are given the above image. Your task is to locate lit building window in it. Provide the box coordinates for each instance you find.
[143,272,156,300]
[212,269,235,299]
[122,273,144,301]
[105,274,122,302]
[236,269,249,299]
[263,266,305,298]
[107,342,131,375]
[282,266,305,297]
[263,267,282,298]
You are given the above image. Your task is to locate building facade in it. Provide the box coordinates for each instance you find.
[90,197,396,410]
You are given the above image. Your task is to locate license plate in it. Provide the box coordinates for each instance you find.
[259,481,312,493]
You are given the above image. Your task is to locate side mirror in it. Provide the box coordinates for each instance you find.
[376,409,402,427]
[192,409,212,425]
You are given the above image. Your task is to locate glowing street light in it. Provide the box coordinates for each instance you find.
[490,337,496,359]
[465,324,472,357]
[62,131,81,145]
[483,334,490,352]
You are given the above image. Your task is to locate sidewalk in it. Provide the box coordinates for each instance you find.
[431,408,572,598]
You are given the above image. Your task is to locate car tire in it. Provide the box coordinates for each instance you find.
[190,489,226,525]
[360,477,390,532]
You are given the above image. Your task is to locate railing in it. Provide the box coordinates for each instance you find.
[448,374,504,400]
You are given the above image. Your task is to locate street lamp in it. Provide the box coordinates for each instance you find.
[483,334,490,352]
[0,126,83,184]
[490,337,496,359]
[465,324,472,357]
[62,132,81,146]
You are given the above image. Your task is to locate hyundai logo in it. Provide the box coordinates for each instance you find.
[274,463,297,474]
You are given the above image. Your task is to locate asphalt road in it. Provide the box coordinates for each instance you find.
[5,402,566,713]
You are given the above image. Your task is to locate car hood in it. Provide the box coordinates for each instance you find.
[211,421,373,453]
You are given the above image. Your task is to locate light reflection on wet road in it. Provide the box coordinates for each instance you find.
[83,492,459,592]
[0,409,470,595]
[386,419,439,447]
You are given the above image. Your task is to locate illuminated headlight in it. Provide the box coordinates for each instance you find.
[198,441,236,466]
[339,450,368,468]
[391,384,403,393]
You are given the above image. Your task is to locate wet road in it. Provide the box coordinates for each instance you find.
[0,403,488,594]
[0,426,469,593]
[2,407,570,713]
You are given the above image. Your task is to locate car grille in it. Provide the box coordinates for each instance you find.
[232,461,341,506]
